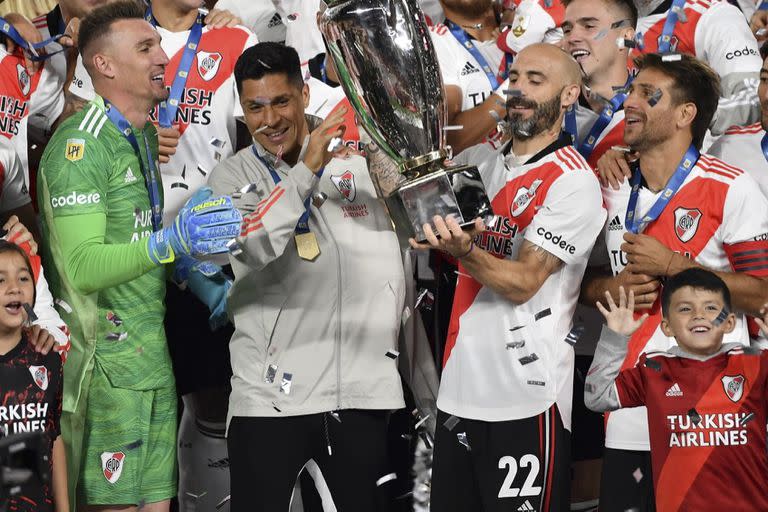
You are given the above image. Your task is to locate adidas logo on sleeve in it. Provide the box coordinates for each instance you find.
[517,500,535,511]
[460,62,480,76]
[608,214,623,231]
[665,382,683,397]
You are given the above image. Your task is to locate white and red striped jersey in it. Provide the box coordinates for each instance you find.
[707,123,768,199]
[0,136,30,213]
[439,138,606,426]
[497,0,565,55]
[598,154,768,450]
[635,0,761,134]
[150,25,257,222]
[0,46,64,187]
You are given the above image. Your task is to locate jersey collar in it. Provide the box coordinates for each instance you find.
[504,131,572,164]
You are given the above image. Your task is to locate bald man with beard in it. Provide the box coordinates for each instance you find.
[412,44,606,512]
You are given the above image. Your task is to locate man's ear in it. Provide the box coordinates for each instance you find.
[676,102,697,131]
[561,83,580,109]
[92,53,116,80]
[302,82,310,109]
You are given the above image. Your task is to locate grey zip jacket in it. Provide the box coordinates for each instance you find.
[208,125,406,423]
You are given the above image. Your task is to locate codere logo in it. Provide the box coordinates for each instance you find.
[191,197,225,212]
[51,191,101,208]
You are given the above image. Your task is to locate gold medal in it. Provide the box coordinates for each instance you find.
[295,232,320,261]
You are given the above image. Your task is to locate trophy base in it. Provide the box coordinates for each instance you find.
[386,165,493,243]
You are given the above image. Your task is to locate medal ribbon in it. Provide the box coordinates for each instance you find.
[0,16,67,61]
[252,146,323,235]
[105,100,163,231]
[625,144,699,234]
[445,20,512,89]
[575,76,634,159]
[144,7,204,128]
[657,0,687,53]
[760,132,768,163]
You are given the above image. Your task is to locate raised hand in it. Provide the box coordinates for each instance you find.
[596,286,649,337]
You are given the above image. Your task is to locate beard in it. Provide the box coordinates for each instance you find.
[441,0,493,18]
[507,92,563,141]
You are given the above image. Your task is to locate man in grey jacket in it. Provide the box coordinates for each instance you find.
[207,42,406,511]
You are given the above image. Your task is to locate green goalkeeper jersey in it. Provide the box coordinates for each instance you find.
[38,96,173,413]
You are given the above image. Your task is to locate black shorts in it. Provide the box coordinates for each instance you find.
[599,448,655,512]
[431,405,571,512]
[164,282,233,396]
[571,355,605,461]
[228,410,393,512]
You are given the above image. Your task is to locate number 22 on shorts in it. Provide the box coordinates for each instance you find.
[498,454,542,498]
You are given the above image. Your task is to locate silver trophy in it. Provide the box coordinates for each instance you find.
[320,0,493,241]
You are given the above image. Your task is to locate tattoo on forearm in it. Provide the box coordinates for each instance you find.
[521,240,563,273]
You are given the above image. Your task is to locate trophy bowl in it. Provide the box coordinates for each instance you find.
[320,0,493,241]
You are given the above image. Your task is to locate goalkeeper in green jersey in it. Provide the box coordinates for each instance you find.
[37,3,242,510]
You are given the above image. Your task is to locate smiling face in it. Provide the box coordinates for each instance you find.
[240,73,310,164]
[661,286,736,357]
[505,45,580,140]
[90,19,170,106]
[622,67,683,152]
[563,0,635,80]
[0,251,34,336]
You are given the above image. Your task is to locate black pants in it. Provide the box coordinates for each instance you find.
[227,410,390,511]
[431,406,571,512]
[599,448,656,512]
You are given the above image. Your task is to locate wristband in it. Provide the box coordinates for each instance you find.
[457,241,475,259]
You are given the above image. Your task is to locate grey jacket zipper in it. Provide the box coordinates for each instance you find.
[318,206,343,410]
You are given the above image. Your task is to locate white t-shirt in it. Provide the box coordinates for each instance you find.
[598,154,768,449]
[0,46,64,187]
[438,140,606,428]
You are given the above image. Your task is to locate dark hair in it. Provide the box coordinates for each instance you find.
[0,240,36,307]
[760,40,768,61]
[78,1,145,62]
[661,268,731,317]
[561,0,638,29]
[633,53,721,150]
[234,42,304,94]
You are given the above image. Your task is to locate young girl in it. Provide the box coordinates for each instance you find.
[0,240,68,511]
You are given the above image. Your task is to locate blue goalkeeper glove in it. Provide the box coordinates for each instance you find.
[147,187,242,265]
[174,256,232,331]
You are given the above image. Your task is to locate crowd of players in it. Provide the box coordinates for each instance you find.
[2,0,768,511]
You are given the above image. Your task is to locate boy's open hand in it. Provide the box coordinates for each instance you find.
[596,286,649,337]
